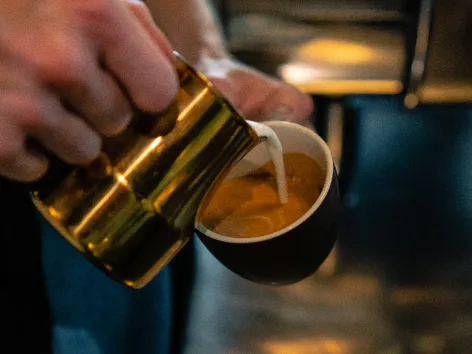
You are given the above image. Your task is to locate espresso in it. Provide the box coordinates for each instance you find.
[200,152,325,238]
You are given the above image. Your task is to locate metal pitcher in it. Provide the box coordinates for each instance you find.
[31,54,262,288]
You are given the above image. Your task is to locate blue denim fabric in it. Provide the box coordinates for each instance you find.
[40,216,172,354]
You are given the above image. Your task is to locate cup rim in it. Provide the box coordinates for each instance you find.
[195,121,334,244]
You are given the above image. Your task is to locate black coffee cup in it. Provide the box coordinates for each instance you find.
[195,121,341,285]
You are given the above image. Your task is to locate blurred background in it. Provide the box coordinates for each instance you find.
[173,1,472,353]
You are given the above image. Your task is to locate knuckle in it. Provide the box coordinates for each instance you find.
[7,93,45,131]
[77,0,114,23]
[38,50,84,87]
[76,0,120,44]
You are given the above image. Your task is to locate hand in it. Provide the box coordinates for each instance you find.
[0,0,178,182]
[199,57,314,129]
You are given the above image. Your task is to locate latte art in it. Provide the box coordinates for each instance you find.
[200,152,324,238]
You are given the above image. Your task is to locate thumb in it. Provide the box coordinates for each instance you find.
[207,77,241,109]
[265,86,315,130]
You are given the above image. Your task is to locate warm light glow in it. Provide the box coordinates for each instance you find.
[279,63,324,83]
[261,338,350,354]
[103,264,113,271]
[47,206,61,219]
[279,62,402,95]
[280,77,403,95]
[116,174,130,188]
[296,39,379,65]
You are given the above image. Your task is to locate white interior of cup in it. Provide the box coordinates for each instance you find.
[196,121,334,244]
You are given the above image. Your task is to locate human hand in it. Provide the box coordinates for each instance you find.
[199,57,314,129]
[0,0,178,182]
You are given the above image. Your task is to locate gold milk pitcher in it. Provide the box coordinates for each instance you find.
[31,53,262,289]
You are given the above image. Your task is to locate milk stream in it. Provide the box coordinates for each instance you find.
[247,122,288,205]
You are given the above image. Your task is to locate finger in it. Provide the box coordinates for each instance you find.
[29,93,102,165]
[212,68,274,121]
[263,84,315,128]
[0,53,49,181]
[7,88,102,165]
[77,0,178,113]
[0,148,49,182]
[24,22,133,137]
[0,120,48,182]
[62,66,133,137]
[207,77,240,108]
[1,87,101,169]
[125,0,175,63]
[267,105,313,130]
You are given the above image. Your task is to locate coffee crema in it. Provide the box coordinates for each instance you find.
[200,152,325,238]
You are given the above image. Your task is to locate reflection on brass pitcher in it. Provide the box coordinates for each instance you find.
[31,53,261,288]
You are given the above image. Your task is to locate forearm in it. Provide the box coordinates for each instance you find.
[146,0,228,66]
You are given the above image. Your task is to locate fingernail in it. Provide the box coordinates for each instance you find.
[103,111,134,137]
